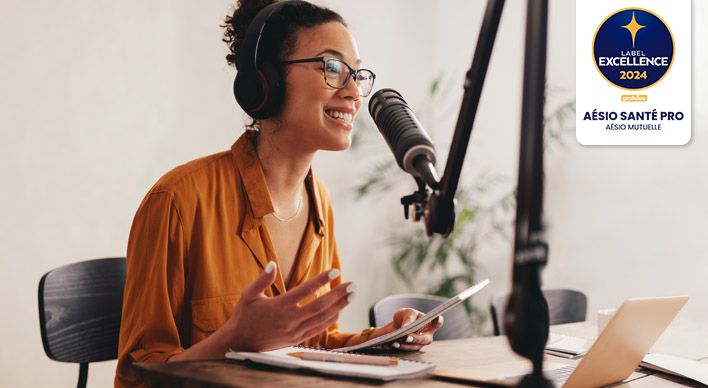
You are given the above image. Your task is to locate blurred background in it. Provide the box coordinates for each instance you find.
[1,0,706,386]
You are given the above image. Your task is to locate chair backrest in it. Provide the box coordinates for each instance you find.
[38,257,127,387]
[490,288,587,336]
[369,294,474,340]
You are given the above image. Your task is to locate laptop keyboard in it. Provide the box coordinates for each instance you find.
[497,365,576,386]
[547,365,576,385]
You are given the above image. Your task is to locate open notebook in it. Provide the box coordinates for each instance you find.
[226,346,434,381]
[226,279,489,381]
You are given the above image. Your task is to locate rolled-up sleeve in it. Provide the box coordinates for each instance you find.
[115,191,186,388]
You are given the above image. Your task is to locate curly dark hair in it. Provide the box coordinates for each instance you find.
[223,0,347,69]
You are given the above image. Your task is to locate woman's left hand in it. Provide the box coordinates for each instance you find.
[372,308,444,351]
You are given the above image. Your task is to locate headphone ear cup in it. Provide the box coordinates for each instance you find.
[233,60,283,120]
[253,60,284,119]
[234,69,266,115]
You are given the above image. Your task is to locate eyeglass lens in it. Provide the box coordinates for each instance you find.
[323,59,375,97]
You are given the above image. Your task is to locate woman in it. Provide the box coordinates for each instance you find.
[115,1,442,386]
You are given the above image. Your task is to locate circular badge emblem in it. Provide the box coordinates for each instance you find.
[592,8,674,90]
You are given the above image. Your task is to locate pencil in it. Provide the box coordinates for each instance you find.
[287,351,399,366]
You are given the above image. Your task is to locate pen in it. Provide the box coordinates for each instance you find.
[287,351,399,366]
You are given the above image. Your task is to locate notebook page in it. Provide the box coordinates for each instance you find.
[545,333,593,358]
[226,346,435,381]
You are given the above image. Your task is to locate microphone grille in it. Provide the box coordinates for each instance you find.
[368,89,406,122]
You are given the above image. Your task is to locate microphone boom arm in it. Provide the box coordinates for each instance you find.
[410,0,504,237]
[394,0,554,386]
[434,0,507,236]
[404,0,506,238]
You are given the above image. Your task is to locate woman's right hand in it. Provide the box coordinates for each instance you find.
[224,261,357,352]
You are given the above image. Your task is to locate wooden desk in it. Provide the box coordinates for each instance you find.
[133,319,708,388]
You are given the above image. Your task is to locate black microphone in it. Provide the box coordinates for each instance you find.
[368,88,439,189]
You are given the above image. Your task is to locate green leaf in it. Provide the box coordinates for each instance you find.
[354,160,401,199]
[431,78,440,95]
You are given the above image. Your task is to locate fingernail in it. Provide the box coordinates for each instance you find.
[346,283,358,293]
[438,315,444,325]
[392,342,400,349]
[347,292,358,303]
[328,269,341,280]
[265,261,276,275]
[405,336,414,343]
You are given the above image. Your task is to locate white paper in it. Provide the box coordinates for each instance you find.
[641,353,708,385]
[226,346,435,381]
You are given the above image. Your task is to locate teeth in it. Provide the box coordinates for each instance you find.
[326,110,353,124]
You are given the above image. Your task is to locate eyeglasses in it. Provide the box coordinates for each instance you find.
[279,56,376,98]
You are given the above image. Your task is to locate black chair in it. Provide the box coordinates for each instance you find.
[369,294,474,340]
[38,257,127,388]
[490,289,587,336]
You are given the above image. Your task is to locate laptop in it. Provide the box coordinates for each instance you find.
[430,296,689,388]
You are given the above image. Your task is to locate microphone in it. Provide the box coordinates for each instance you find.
[368,89,439,189]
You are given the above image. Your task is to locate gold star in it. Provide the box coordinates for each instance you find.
[622,12,646,48]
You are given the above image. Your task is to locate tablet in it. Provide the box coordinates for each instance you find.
[337,278,490,352]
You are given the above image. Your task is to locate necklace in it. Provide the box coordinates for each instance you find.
[271,192,303,222]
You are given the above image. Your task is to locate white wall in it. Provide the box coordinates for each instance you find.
[1,1,705,386]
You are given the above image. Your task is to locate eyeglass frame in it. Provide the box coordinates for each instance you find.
[278,56,376,97]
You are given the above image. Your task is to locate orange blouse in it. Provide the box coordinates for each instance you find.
[115,132,355,387]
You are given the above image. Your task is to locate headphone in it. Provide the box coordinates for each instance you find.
[233,0,306,119]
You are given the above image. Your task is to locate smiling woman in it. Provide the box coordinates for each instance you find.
[113,1,441,387]
[266,21,365,153]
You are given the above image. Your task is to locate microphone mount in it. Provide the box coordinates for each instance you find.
[398,156,454,237]
[399,176,456,238]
